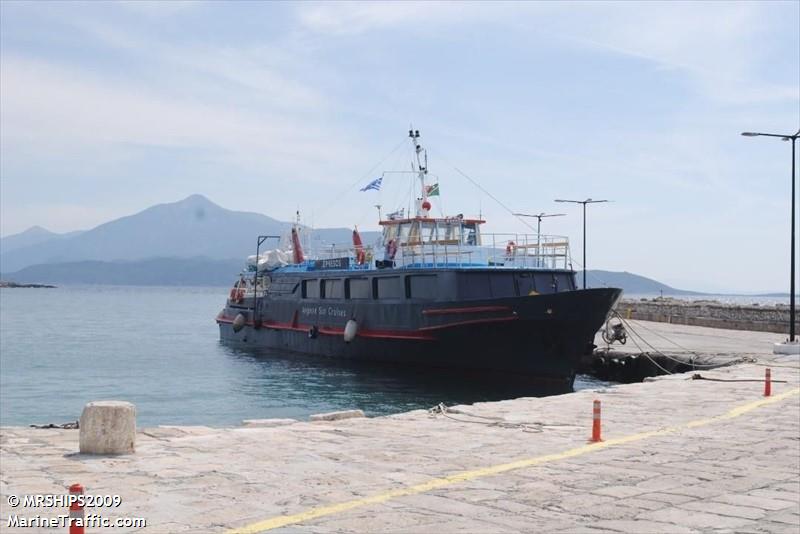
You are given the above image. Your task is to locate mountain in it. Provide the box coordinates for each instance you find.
[0,195,380,273]
[0,226,84,256]
[585,270,702,295]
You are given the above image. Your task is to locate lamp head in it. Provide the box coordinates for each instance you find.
[741,132,759,137]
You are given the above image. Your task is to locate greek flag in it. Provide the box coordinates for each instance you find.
[360,177,383,192]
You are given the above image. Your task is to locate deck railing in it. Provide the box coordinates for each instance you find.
[394,233,571,270]
[240,234,571,279]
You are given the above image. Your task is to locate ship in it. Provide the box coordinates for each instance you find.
[216,130,621,387]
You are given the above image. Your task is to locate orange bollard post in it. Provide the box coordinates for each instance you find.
[764,368,772,397]
[591,400,602,442]
[69,483,84,534]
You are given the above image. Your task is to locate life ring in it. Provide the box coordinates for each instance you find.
[386,238,398,260]
[506,240,516,256]
[308,325,319,339]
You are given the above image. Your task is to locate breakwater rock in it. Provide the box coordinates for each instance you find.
[618,298,797,334]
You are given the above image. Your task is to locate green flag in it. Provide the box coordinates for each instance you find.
[426,183,440,196]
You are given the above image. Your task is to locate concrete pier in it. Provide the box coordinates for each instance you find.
[2,321,798,533]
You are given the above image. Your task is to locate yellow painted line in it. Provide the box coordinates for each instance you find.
[227,387,800,534]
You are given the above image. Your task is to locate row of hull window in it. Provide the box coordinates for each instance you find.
[300,272,575,300]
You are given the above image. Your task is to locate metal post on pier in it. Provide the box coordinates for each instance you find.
[554,199,609,289]
[742,129,799,347]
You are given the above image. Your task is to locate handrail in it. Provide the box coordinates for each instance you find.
[241,233,572,273]
[394,233,571,270]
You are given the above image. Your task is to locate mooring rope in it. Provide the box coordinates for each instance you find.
[690,374,787,383]
[428,403,546,433]
[615,312,755,369]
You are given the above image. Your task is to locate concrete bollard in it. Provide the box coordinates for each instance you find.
[79,401,136,455]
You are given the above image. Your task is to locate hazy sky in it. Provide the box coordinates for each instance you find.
[1,1,798,292]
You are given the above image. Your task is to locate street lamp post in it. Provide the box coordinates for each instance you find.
[554,199,609,289]
[742,129,799,350]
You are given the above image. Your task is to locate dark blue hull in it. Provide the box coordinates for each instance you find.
[217,268,621,387]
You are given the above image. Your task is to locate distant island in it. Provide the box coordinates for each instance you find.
[2,258,241,287]
[0,281,56,288]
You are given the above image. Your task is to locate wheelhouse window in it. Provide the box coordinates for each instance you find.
[347,278,371,299]
[383,224,399,242]
[463,223,478,245]
[407,274,438,300]
[399,223,412,243]
[375,276,403,299]
[302,279,320,299]
[323,279,344,299]
[419,222,436,243]
[444,223,462,243]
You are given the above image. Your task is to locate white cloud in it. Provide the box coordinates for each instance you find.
[296,1,798,106]
[559,2,797,105]
[0,54,351,176]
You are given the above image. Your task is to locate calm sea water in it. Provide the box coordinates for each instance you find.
[0,286,610,427]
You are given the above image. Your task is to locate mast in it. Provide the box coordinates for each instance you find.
[409,128,431,217]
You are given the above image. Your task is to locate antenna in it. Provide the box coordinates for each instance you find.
[375,204,382,221]
[409,127,430,216]
[513,212,567,264]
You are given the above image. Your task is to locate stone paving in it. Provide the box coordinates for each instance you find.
[1,321,799,533]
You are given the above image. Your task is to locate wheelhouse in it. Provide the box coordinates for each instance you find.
[380,216,484,248]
